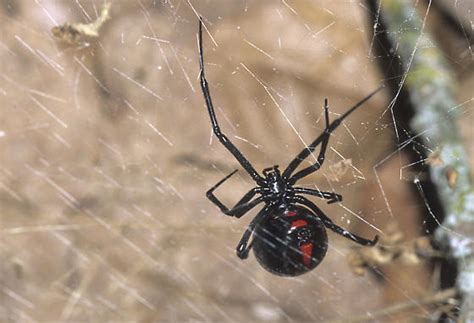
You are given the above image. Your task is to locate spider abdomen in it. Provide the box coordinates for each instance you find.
[252,205,328,276]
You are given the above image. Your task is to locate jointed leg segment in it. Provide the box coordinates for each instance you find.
[294,196,378,246]
[198,20,264,185]
[206,170,263,218]
[283,86,384,183]
[236,205,270,259]
[293,187,342,204]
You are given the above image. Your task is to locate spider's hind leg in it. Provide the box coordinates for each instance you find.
[294,196,378,246]
[236,205,270,259]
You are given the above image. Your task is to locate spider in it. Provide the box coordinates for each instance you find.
[198,19,382,276]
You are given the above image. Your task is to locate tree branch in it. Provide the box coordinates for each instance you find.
[377,0,474,320]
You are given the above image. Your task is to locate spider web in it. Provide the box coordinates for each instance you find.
[0,0,472,321]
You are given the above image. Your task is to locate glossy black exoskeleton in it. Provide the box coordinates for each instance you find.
[253,205,328,276]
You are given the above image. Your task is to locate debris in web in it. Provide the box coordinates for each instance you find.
[51,2,111,46]
[347,221,440,276]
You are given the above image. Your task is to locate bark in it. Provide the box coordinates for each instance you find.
[380,0,474,320]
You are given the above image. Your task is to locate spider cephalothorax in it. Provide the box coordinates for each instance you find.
[262,166,289,201]
[198,19,381,276]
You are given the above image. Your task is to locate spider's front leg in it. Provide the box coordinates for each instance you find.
[294,196,378,246]
[198,19,264,185]
[294,187,343,204]
[206,170,263,218]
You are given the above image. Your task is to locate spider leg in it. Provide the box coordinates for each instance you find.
[294,196,378,246]
[206,170,263,218]
[225,196,264,218]
[208,190,263,218]
[283,86,384,183]
[283,99,331,183]
[293,187,343,204]
[198,19,264,185]
[236,205,271,259]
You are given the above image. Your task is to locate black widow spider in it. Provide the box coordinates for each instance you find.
[198,19,382,276]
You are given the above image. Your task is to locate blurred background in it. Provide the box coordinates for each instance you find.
[1,0,472,321]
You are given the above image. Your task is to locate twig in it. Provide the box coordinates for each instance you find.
[378,0,474,320]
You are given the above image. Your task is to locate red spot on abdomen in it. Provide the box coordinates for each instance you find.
[291,219,307,229]
[287,210,297,217]
[287,214,312,267]
[300,243,313,267]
